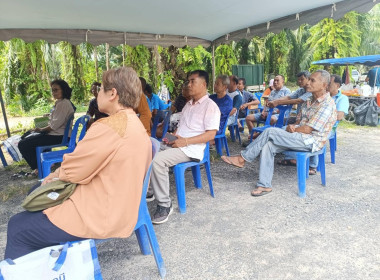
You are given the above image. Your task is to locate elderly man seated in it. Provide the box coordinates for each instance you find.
[237,77,260,132]
[280,73,349,173]
[149,70,221,224]
[244,75,291,141]
[267,71,311,125]
[210,75,233,135]
[221,70,337,196]
[226,75,243,126]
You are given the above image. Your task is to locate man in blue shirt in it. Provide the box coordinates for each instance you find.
[209,75,233,134]
[245,75,290,134]
[267,71,311,124]
[226,75,243,126]
[145,84,170,118]
[365,66,380,94]
[237,78,260,131]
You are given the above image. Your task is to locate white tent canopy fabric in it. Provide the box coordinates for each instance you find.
[0,0,376,47]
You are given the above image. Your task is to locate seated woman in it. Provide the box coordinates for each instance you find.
[4,67,152,259]
[18,80,76,175]
[86,81,109,128]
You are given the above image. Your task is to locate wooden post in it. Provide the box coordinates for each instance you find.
[212,43,216,93]
[0,88,11,137]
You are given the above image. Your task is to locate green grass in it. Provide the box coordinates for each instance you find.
[339,120,380,130]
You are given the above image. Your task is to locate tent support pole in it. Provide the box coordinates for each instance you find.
[212,43,215,92]
[0,88,10,137]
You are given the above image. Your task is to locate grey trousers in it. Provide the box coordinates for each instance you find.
[241,127,312,188]
[150,144,191,207]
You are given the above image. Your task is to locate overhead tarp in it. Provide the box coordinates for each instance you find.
[0,0,377,47]
[312,55,380,66]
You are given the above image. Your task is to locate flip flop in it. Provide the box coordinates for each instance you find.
[309,167,317,175]
[277,159,296,166]
[221,156,244,168]
[251,187,272,197]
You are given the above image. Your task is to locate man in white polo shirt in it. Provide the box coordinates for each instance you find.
[149,70,221,224]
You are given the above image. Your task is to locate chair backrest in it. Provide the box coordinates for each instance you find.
[61,114,74,146]
[151,110,170,139]
[255,91,264,109]
[275,105,293,128]
[67,115,90,149]
[218,115,230,137]
[263,107,274,126]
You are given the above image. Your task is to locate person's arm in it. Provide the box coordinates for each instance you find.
[336,111,345,121]
[135,95,152,135]
[230,95,242,116]
[171,130,217,148]
[241,99,260,109]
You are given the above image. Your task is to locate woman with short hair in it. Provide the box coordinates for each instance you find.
[5,67,152,259]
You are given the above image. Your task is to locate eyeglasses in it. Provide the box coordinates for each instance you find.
[96,86,102,93]
[51,88,61,92]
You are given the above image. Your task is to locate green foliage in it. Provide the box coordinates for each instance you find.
[215,44,237,76]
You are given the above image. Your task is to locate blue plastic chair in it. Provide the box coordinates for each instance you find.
[0,144,7,167]
[151,110,171,141]
[254,91,264,111]
[285,146,327,198]
[94,138,166,278]
[214,118,230,156]
[36,114,74,179]
[228,114,241,145]
[328,121,340,164]
[249,105,292,143]
[173,142,214,214]
[133,137,166,278]
[40,115,90,178]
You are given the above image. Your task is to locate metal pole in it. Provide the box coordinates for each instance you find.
[212,43,215,93]
[0,88,11,137]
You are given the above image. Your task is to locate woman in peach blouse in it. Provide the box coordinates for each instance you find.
[5,67,152,259]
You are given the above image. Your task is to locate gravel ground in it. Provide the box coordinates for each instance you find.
[0,125,379,280]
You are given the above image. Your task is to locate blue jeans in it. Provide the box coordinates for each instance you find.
[241,127,312,188]
[283,130,333,168]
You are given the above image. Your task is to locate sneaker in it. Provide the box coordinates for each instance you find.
[152,204,173,224]
[146,193,155,202]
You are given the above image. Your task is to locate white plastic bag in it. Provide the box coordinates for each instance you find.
[3,135,22,162]
[0,239,103,280]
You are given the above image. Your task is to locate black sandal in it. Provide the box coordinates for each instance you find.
[309,167,317,175]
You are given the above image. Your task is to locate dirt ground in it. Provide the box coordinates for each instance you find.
[0,125,379,279]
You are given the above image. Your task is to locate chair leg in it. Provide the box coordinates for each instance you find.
[204,161,215,197]
[329,137,336,164]
[144,218,167,279]
[41,161,54,179]
[223,137,230,156]
[235,126,241,145]
[191,165,202,189]
[135,224,151,255]
[173,166,187,214]
[296,154,307,198]
[229,126,236,142]
[215,138,223,156]
[306,157,310,179]
[319,152,326,186]
[0,147,7,167]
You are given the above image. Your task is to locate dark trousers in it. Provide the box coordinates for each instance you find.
[4,182,85,259]
[18,134,63,170]
[5,211,85,259]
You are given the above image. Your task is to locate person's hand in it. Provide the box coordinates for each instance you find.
[171,135,187,148]
[286,124,296,133]
[240,104,247,110]
[41,174,56,186]
[267,101,276,108]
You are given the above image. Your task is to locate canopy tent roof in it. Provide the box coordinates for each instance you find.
[0,0,377,47]
[312,55,380,66]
